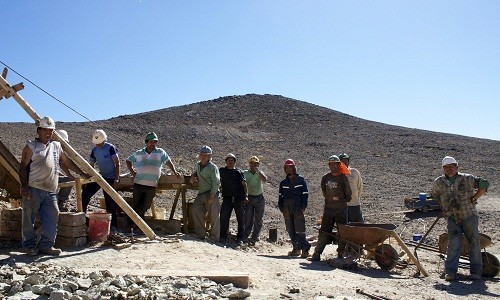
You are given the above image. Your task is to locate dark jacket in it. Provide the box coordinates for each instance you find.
[278,174,309,212]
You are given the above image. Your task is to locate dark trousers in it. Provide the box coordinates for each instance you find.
[314,206,347,256]
[220,196,245,240]
[282,200,310,251]
[82,177,118,227]
[131,183,156,221]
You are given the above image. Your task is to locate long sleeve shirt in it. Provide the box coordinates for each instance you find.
[195,161,221,195]
[278,174,308,211]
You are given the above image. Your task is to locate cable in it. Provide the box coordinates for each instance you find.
[0,60,135,148]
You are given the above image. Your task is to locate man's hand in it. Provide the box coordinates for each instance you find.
[20,186,31,199]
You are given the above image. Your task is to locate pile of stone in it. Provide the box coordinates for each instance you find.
[0,260,250,299]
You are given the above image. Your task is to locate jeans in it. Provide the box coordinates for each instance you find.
[192,191,221,241]
[445,214,482,276]
[21,187,59,249]
[244,194,265,242]
[220,196,245,240]
[347,205,364,223]
[82,177,118,227]
[282,200,310,251]
[131,183,156,220]
[314,207,347,256]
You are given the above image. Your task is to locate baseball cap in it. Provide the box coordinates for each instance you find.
[442,156,458,167]
[200,145,213,154]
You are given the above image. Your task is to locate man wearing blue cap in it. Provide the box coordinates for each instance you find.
[190,145,221,241]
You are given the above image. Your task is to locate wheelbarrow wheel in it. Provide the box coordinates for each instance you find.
[482,252,500,278]
[374,244,398,270]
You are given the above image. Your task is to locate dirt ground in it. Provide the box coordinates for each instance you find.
[2,198,499,300]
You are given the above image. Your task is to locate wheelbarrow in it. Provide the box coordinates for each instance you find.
[438,232,500,278]
[337,223,429,276]
[407,215,499,278]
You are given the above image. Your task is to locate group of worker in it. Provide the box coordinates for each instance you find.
[19,116,490,282]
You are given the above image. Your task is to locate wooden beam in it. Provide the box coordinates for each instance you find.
[169,189,181,220]
[0,75,156,239]
[390,231,429,277]
[75,177,83,212]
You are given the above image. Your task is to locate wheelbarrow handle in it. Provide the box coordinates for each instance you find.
[414,214,442,254]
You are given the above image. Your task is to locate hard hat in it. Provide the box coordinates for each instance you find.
[338,153,350,160]
[284,159,295,166]
[225,153,236,161]
[200,145,213,154]
[145,132,158,142]
[55,129,69,142]
[328,155,340,163]
[442,156,458,167]
[37,116,56,129]
[249,156,260,163]
[92,129,107,145]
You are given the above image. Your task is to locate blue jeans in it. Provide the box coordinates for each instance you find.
[244,194,265,242]
[21,187,59,249]
[445,214,482,276]
[347,205,364,223]
[282,200,310,251]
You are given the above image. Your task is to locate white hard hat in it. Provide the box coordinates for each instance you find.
[37,116,56,129]
[92,129,107,145]
[442,156,458,167]
[55,129,69,142]
[225,153,236,161]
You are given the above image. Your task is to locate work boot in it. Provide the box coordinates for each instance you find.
[287,249,301,256]
[468,274,482,281]
[39,247,62,256]
[444,273,455,282]
[26,248,39,256]
[301,249,309,258]
[308,253,321,261]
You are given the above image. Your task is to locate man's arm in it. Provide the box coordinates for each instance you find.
[166,160,180,176]
[19,145,32,198]
[126,160,136,177]
[113,155,120,181]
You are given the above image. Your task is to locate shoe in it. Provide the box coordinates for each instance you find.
[39,247,62,256]
[26,248,38,256]
[308,253,321,261]
[247,240,256,246]
[287,249,301,256]
[444,273,455,282]
[301,250,309,258]
[468,274,482,281]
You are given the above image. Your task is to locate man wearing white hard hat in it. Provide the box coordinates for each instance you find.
[81,129,121,229]
[19,117,84,256]
[432,156,489,282]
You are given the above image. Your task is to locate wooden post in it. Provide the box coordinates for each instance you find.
[181,185,188,233]
[0,75,156,239]
[75,177,83,212]
[390,231,429,277]
[169,189,181,220]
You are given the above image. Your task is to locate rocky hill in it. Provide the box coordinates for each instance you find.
[1,94,498,243]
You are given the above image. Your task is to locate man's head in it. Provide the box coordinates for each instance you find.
[442,156,458,177]
[145,132,159,151]
[328,155,341,173]
[36,116,56,142]
[225,153,236,169]
[249,156,260,171]
[284,159,296,176]
[92,129,107,145]
[199,145,213,164]
[338,153,350,167]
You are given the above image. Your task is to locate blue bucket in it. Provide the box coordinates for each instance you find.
[419,193,427,201]
[412,233,423,242]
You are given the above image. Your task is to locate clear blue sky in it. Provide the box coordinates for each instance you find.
[2,1,499,141]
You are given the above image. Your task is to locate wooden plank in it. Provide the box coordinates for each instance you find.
[79,268,249,288]
[390,231,429,277]
[0,75,156,240]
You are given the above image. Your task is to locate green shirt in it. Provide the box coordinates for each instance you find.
[195,161,220,195]
[244,170,264,196]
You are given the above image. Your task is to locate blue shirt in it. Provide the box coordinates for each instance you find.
[89,142,118,179]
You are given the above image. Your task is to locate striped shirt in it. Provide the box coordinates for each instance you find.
[127,147,170,187]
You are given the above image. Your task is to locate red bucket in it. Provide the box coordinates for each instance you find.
[87,212,111,242]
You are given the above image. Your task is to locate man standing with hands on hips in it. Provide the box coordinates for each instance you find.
[432,156,489,282]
